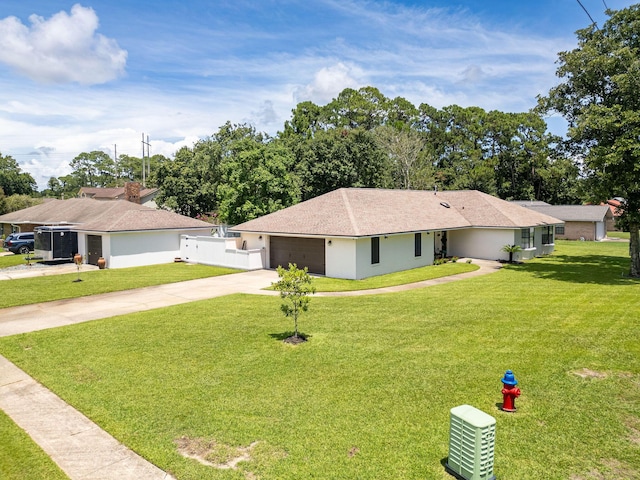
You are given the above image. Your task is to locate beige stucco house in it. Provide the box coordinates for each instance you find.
[202,188,563,279]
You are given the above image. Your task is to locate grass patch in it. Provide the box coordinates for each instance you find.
[0,263,240,309]
[0,409,68,479]
[310,262,478,292]
[0,254,30,269]
[607,231,630,240]
[0,241,639,479]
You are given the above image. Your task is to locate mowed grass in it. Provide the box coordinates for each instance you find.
[0,410,68,479]
[311,261,478,292]
[607,231,630,240]
[0,253,29,269]
[0,241,639,479]
[0,263,240,309]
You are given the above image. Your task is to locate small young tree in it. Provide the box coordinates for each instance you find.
[272,263,316,343]
[501,244,522,264]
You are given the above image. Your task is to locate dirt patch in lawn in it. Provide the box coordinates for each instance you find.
[625,417,640,446]
[283,335,307,345]
[175,436,258,469]
[175,436,287,476]
[571,368,608,379]
[569,459,640,479]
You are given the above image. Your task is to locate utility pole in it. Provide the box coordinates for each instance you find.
[141,133,151,187]
[114,144,118,182]
[146,135,151,180]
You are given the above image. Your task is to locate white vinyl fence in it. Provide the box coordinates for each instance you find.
[180,235,265,270]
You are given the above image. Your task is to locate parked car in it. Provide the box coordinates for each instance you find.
[4,232,35,254]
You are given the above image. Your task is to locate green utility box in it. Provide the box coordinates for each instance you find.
[446,404,496,480]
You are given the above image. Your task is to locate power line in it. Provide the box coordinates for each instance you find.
[577,0,600,30]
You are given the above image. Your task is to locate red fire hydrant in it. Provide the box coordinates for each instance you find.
[501,369,521,412]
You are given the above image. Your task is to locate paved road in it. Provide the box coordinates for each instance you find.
[0,261,500,479]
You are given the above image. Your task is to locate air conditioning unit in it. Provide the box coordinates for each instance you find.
[446,405,496,480]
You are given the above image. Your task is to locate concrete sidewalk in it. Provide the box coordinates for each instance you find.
[0,260,500,479]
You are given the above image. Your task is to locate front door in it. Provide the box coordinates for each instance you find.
[87,235,103,265]
[434,231,448,258]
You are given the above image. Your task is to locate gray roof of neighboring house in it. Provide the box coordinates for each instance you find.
[519,204,611,222]
[78,186,159,200]
[231,188,563,237]
[510,200,551,207]
[0,198,212,233]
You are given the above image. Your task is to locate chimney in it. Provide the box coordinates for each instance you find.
[124,182,141,204]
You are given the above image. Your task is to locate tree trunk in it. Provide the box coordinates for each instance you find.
[630,222,640,277]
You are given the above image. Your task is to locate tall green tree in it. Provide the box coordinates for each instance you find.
[154,145,217,217]
[0,152,36,196]
[217,139,300,225]
[68,151,117,188]
[294,127,390,201]
[539,4,640,276]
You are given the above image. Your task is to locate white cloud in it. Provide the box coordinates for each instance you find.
[0,4,127,85]
[294,62,365,104]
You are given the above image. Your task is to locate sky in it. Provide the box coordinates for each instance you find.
[0,0,636,190]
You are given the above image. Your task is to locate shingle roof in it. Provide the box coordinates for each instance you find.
[77,209,213,232]
[231,188,563,237]
[510,200,551,207]
[519,204,611,222]
[79,186,159,200]
[0,198,212,232]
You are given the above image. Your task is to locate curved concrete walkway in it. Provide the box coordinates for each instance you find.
[0,259,500,479]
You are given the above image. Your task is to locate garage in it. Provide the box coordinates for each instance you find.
[270,236,326,275]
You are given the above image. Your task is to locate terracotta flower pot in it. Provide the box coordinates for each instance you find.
[97,257,106,269]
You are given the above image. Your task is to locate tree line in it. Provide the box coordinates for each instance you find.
[2,88,583,222]
[151,88,582,224]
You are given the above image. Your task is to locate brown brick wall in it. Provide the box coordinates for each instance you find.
[557,221,596,241]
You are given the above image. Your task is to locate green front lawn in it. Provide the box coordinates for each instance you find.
[311,261,478,292]
[0,254,29,269]
[0,241,638,479]
[607,231,630,239]
[0,263,240,309]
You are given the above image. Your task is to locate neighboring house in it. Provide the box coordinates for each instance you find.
[0,198,212,268]
[601,199,623,231]
[516,204,612,241]
[186,188,562,280]
[78,182,160,208]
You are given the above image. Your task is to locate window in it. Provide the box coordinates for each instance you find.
[415,232,422,257]
[555,225,565,235]
[371,237,380,264]
[520,228,531,249]
[542,226,554,245]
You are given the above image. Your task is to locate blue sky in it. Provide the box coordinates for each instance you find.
[0,0,635,189]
